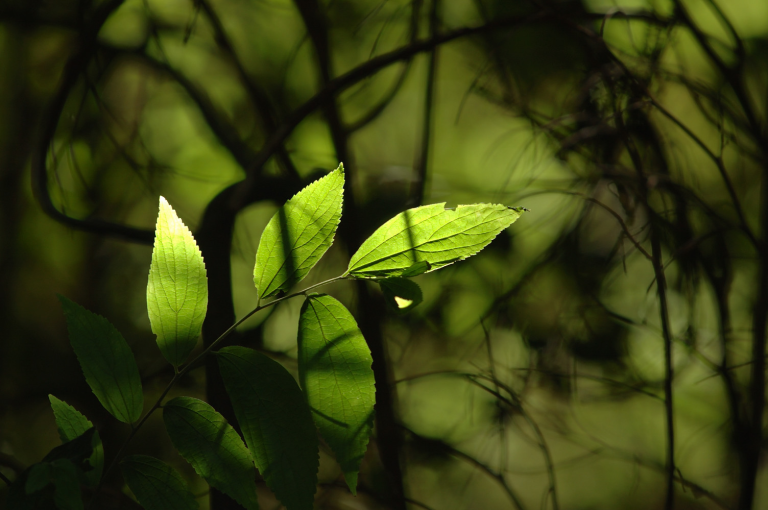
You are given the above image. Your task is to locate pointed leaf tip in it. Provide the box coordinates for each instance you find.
[298,295,375,493]
[347,203,525,278]
[254,165,344,299]
[148,197,208,366]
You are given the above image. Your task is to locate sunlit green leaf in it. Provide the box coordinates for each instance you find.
[217,346,317,510]
[254,164,344,299]
[297,295,375,493]
[163,397,259,510]
[347,204,526,278]
[147,196,208,367]
[48,395,104,487]
[121,455,199,510]
[58,296,143,424]
[379,278,423,313]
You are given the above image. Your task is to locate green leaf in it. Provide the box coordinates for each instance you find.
[25,463,51,494]
[254,164,344,299]
[297,295,375,493]
[163,397,259,510]
[147,196,208,367]
[121,455,199,510]
[347,203,526,278]
[401,260,431,277]
[217,346,318,510]
[49,459,83,510]
[48,395,104,487]
[379,278,423,313]
[58,296,143,424]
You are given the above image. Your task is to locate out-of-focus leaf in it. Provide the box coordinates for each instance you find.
[217,346,317,510]
[347,204,526,278]
[254,164,344,299]
[121,455,199,510]
[163,397,259,510]
[48,395,104,487]
[24,463,50,495]
[57,295,143,424]
[147,196,208,367]
[297,294,375,493]
[379,278,423,313]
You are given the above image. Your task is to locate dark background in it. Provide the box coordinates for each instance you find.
[1,0,767,509]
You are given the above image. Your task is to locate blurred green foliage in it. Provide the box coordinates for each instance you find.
[1,0,768,509]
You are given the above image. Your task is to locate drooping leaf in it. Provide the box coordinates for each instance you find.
[147,196,208,367]
[121,455,199,510]
[58,296,143,424]
[297,295,375,493]
[379,278,423,313]
[163,397,259,510]
[347,204,526,278]
[43,427,96,468]
[254,164,344,299]
[48,395,104,487]
[217,346,318,510]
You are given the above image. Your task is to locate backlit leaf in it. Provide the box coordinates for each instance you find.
[217,346,318,510]
[163,397,259,510]
[121,455,199,510]
[379,278,423,313]
[254,164,344,299]
[147,196,208,366]
[347,204,526,278]
[297,295,375,493]
[58,296,143,424]
[48,395,104,487]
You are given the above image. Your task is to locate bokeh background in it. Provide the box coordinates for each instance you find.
[2,0,768,509]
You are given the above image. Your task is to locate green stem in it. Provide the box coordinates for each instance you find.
[88,274,348,509]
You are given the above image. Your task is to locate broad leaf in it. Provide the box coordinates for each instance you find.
[147,196,208,366]
[58,296,143,423]
[48,395,104,487]
[217,346,318,510]
[25,463,51,494]
[163,397,259,510]
[49,459,83,510]
[297,295,375,493]
[254,164,344,299]
[347,203,526,278]
[121,455,199,510]
[379,278,423,313]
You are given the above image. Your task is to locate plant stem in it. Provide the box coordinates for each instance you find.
[87,274,347,509]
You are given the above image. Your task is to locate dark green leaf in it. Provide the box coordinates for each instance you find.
[379,278,423,313]
[58,296,143,423]
[48,395,104,488]
[347,203,526,278]
[254,164,344,299]
[297,295,375,493]
[147,197,208,367]
[49,459,83,510]
[24,463,50,495]
[401,261,430,277]
[163,397,259,510]
[217,346,318,510]
[121,455,199,510]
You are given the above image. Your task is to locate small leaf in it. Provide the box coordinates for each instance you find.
[58,296,144,424]
[347,203,526,278]
[379,278,423,313]
[48,395,104,487]
[297,295,375,493]
[217,346,318,510]
[147,196,208,367]
[401,261,430,277]
[121,455,199,510]
[49,459,83,510]
[163,397,259,510]
[254,164,344,299]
